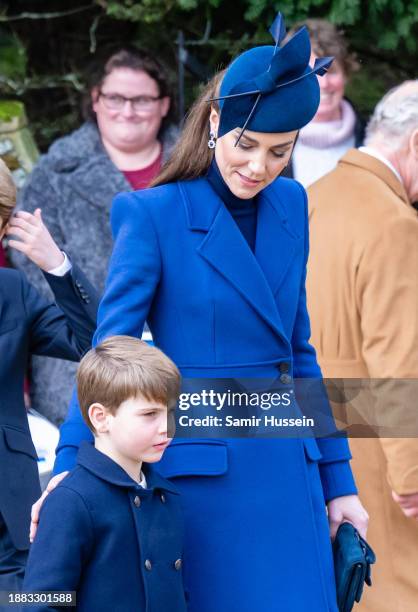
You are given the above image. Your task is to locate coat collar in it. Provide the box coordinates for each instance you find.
[48,122,130,211]
[48,122,178,212]
[339,149,410,206]
[178,178,300,345]
[69,153,129,211]
[77,441,179,494]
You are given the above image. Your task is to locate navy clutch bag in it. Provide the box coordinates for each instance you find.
[333,522,376,612]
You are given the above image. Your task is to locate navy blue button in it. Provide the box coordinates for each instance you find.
[133,496,141,507]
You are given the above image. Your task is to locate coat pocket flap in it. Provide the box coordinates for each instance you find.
[303,438,322,461]
[157,440,228,478]
[3,427,38,459]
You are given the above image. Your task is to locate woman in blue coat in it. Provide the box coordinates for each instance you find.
[49,15,368,612]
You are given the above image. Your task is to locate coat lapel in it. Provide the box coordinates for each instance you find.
[71,153,130,211]
[255,184,301,296]
[48,122,131,212]
[179,179,290,344]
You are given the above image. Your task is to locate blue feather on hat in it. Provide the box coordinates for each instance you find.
[210,13,333,140]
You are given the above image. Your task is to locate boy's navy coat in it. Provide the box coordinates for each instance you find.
[23,442,187,612]
[0,265,97,550]
[56,177,357,611]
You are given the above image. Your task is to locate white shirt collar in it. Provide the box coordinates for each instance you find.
[359,146,403,184]
[138,470,147,488]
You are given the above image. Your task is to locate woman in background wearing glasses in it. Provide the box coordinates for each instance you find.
[11,47,177,425]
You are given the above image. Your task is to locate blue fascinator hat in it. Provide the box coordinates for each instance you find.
[211,13,333,142]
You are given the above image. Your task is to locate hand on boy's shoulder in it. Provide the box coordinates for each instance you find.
[30,476,94,549]
[30,471,69,542]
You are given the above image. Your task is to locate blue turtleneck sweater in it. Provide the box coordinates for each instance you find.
[206,159,258,252]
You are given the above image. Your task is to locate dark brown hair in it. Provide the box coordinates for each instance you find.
[77,335,181,432]
[288,19,359,77]
[82,45,175,132]
[0,158,16,229]
[151,71,224,186]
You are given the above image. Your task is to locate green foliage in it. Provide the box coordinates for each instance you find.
[0,100,25,122]
[100,0,175,23]
[0,30,26,80]
[97,0,418,52]
[367,0,418,51]
[0,0,416,149]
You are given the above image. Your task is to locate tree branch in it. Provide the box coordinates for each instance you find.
[0,5,96,22]
[0,74,84,96]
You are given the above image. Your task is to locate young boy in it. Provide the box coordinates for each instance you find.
[23,336,187,612]
[0,158,98,599]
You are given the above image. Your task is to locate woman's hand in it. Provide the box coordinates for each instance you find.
[327,494,369,540]
[30,471,69,542]
[6,208,64,272]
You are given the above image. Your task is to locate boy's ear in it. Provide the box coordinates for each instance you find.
[89,402,110,433]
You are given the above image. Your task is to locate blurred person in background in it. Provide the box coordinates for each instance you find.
[11,46,177,425]
[306,81,418,612]
[0,158,98,604]
[285,19,364,187]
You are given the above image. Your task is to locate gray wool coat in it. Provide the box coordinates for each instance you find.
[11,121,177,425]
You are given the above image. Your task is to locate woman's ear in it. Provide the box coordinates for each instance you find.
[160,96,171,118]
[91,87,100,114]
[209,107,220,136]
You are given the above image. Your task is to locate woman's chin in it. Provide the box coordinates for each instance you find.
[314,102,342,122]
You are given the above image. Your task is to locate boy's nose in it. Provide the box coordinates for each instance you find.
[158,414,168,435]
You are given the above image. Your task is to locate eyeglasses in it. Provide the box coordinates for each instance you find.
[99,92,162,112]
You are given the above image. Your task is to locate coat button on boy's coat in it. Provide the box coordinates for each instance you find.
[174,559,182,571]
[144,559,152,571]
[160,493,166,503]
[133,495,141,507]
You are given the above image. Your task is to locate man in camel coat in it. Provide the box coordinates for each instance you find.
[306,81,418,612]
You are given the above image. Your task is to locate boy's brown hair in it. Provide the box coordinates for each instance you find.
[0,158,16,229]
[77,335,181,432]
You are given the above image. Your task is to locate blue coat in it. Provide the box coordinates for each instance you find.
[55,177,357,611]
[23,442,187,611]
[0,266,97,551]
